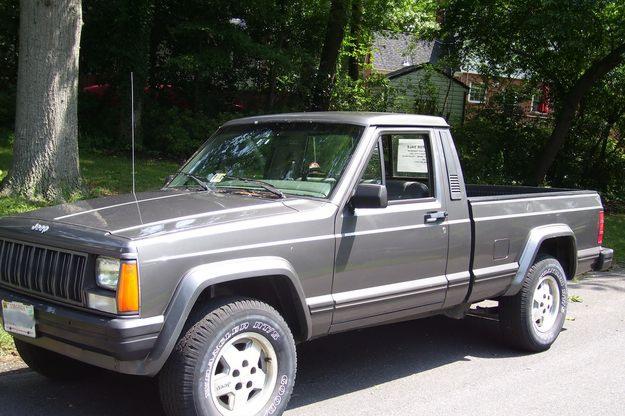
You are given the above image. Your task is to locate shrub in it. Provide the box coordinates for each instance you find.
[0,88,15,131]
[330,72,395,112]
[453,107,550,185]
[142,104,240,159]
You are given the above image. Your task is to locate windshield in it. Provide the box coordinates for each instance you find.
[167,122,364,199]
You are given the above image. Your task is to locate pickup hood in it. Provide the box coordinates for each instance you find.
[8,190,300,240]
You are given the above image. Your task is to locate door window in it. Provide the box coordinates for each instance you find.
[381,134,435,201]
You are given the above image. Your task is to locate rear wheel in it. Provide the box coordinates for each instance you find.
[14,339,96,380]
[499,256,568,352]
[159,297,297,416]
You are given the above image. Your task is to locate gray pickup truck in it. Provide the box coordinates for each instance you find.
[0,112,613,416]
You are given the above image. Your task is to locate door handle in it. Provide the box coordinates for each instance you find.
[425,210,448,223]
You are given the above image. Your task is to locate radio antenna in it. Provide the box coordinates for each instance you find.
[130,72,136,195]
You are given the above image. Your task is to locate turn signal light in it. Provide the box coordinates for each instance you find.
[117,262,140,313]
[598,210,605,246]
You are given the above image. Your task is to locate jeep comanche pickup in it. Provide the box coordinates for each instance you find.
[0,112,613,416]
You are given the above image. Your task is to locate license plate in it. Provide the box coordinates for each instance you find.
[1,300,36,338]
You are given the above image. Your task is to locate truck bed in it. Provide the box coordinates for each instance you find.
[464,184,603,303]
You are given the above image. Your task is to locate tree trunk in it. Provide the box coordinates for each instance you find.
[347,0,362,81]
[309,0,351,111]
[0,0,83,201]
[532,44,625,185]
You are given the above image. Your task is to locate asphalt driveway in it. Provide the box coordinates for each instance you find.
[1,269,624,416]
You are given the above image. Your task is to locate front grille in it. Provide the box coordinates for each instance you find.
[0,239,87,304]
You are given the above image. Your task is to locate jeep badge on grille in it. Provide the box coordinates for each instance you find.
[31,223,50,233]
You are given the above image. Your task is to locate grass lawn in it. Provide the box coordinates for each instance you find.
[0,325,14,357]
[0,143,179,356]
[0,144,179,217]
[605,214,625,265]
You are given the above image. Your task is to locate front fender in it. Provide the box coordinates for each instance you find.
[139,256,310,376]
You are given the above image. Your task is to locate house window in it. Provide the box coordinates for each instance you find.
[531,95,540,112]
[468,82,486,103]
[531,95,549,113]
[531,85,550,114]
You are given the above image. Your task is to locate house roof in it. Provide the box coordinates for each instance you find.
[387,64,469,90]
[223,112,450,128]
[372,33,442,73]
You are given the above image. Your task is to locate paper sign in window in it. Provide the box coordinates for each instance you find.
[396,138,428,174]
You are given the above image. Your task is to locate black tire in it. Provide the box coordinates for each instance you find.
[499,256,568,352]
[14,339,96,380]
[159,297,297,416]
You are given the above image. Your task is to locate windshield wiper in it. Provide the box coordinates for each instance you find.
[222,176,285,199]
[177,172,211,191]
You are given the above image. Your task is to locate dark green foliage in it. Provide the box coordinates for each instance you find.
[441,0,625,183]
[1,0,438,161]
[331,72,395,112]
[142,104,241,159]
[0,0,18,129]
[0,88,15,132]
[453,99,549,185]
[453,83,625,204]
[78,0,331,156]
[1,0,624,204]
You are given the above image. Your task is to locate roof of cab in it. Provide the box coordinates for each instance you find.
[222,112,450,128]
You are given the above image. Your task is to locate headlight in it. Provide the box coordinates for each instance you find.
[96,257,121,290]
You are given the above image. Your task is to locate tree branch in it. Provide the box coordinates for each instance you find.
[532,43,625,184]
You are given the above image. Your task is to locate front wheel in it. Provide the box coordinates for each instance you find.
[159,298,297,416]
[499,256,568,352]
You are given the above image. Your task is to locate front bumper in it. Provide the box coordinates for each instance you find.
[0,288,163,375]
[593,247,614,272]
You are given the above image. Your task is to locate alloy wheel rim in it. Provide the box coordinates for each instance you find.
[207,332,278,416]
[531,274,560,333]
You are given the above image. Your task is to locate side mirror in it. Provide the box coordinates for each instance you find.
[350,183,388,209]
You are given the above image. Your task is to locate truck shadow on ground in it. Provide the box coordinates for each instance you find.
[0,314,529,416]
[288,314,524,410]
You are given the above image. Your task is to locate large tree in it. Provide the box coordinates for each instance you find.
[310,0,438,110]
[1,0,83,200]
[309,0,352,111]
[442,0,625,184]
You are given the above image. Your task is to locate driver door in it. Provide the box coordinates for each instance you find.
[330,129,449,329]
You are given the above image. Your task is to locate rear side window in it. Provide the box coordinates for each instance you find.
[381,133,435,201]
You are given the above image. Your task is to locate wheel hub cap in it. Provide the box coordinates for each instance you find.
[208,332,278,416]
[532,274,560,333]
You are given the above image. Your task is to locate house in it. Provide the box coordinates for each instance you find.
[386,64,468,126]
[370,33,552,121]
[456,70,551,117]
[369,33,467,125]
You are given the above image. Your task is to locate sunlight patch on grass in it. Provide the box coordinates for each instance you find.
[0,327,15,357]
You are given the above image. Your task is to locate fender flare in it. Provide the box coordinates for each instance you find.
[139,256,311,376]
[503,224,577,297]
